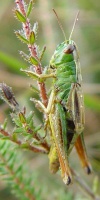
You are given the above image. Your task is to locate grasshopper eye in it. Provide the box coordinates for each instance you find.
[64,44,75,54]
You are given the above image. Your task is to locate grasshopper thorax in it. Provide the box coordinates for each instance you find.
[50,40,78,69]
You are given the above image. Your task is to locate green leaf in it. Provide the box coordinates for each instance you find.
[21,142,29,148]
[15,31,29,44]
[25,134,33,140]
[13,117,22,127]
[1,136,10,140]
[1,148,7,156]
[0,141,5,149]
[27,111,34,124]
[16,165,22,175]
[13,127,25,134]
[19,112,26,124]
[29,31,35,44]
[7,152,16,169]
[39,46,46,61]
[12,132,18,142]
[15,10,26,23]
[21,69,39,79]
[2,119,8,130]
[26,0,34,17]
[30,56,39,66]
[34,124,42,132]
[0,140,40,199]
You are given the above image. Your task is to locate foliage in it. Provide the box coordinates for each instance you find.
[0,0,100,200]
[0,140,41,200]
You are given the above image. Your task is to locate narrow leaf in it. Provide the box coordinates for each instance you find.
[26,0,34,17]
[15,10,26,23]
[25,134,33,141]
[16,165,22,174]
[30,56,39,66]
[1,136,10,140]
[21,69,40,79]
[21,143,29,148]
[13,117,22,127]
[3,119,8,130]
[13,127,25,134]
[15,32,29,44]
[12,132,17,142]
[27,111,34,124]
[39,46,46,61]
[7,152,16,168]
[29,31,35,44]
[19,112,26,124]
[34,124,42,132]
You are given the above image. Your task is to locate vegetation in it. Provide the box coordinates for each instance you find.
[0,0,100,199]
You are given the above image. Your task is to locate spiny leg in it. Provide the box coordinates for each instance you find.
[66,83,85,153]
[75,133,92,174]
[49,103,72,185]
[31,89,55,140]
[66,83,91,175]
[71,83,85,133]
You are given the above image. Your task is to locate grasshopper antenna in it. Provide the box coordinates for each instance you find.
[69,10,80,41]
[53,8,66,41]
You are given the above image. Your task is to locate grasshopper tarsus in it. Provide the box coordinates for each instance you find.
[62,171,72,185]
[66,176,72,185]
[85,166,92,175]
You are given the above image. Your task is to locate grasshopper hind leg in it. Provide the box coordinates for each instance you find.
[75,134,92,174]
[65,83,92,174]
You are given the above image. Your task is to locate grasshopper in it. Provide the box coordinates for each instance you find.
[29,10,91,185]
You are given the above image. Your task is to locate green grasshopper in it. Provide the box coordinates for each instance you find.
[26,10,91,185]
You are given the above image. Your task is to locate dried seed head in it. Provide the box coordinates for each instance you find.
[0,83,19,110]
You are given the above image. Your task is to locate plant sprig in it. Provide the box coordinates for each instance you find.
[0,140,40,200]
[14,0,48,107]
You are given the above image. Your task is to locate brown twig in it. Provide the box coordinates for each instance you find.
[34,132,50,152]
[0,127,48,154]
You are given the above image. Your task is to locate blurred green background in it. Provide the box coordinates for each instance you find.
[0,0,100,199]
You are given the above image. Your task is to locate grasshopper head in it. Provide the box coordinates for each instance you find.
[50,40,78,69]
[50,10,79,69]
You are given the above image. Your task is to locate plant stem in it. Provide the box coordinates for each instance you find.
[15,0,48,107]
[72,169,100,200]
[0,127,48,154]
